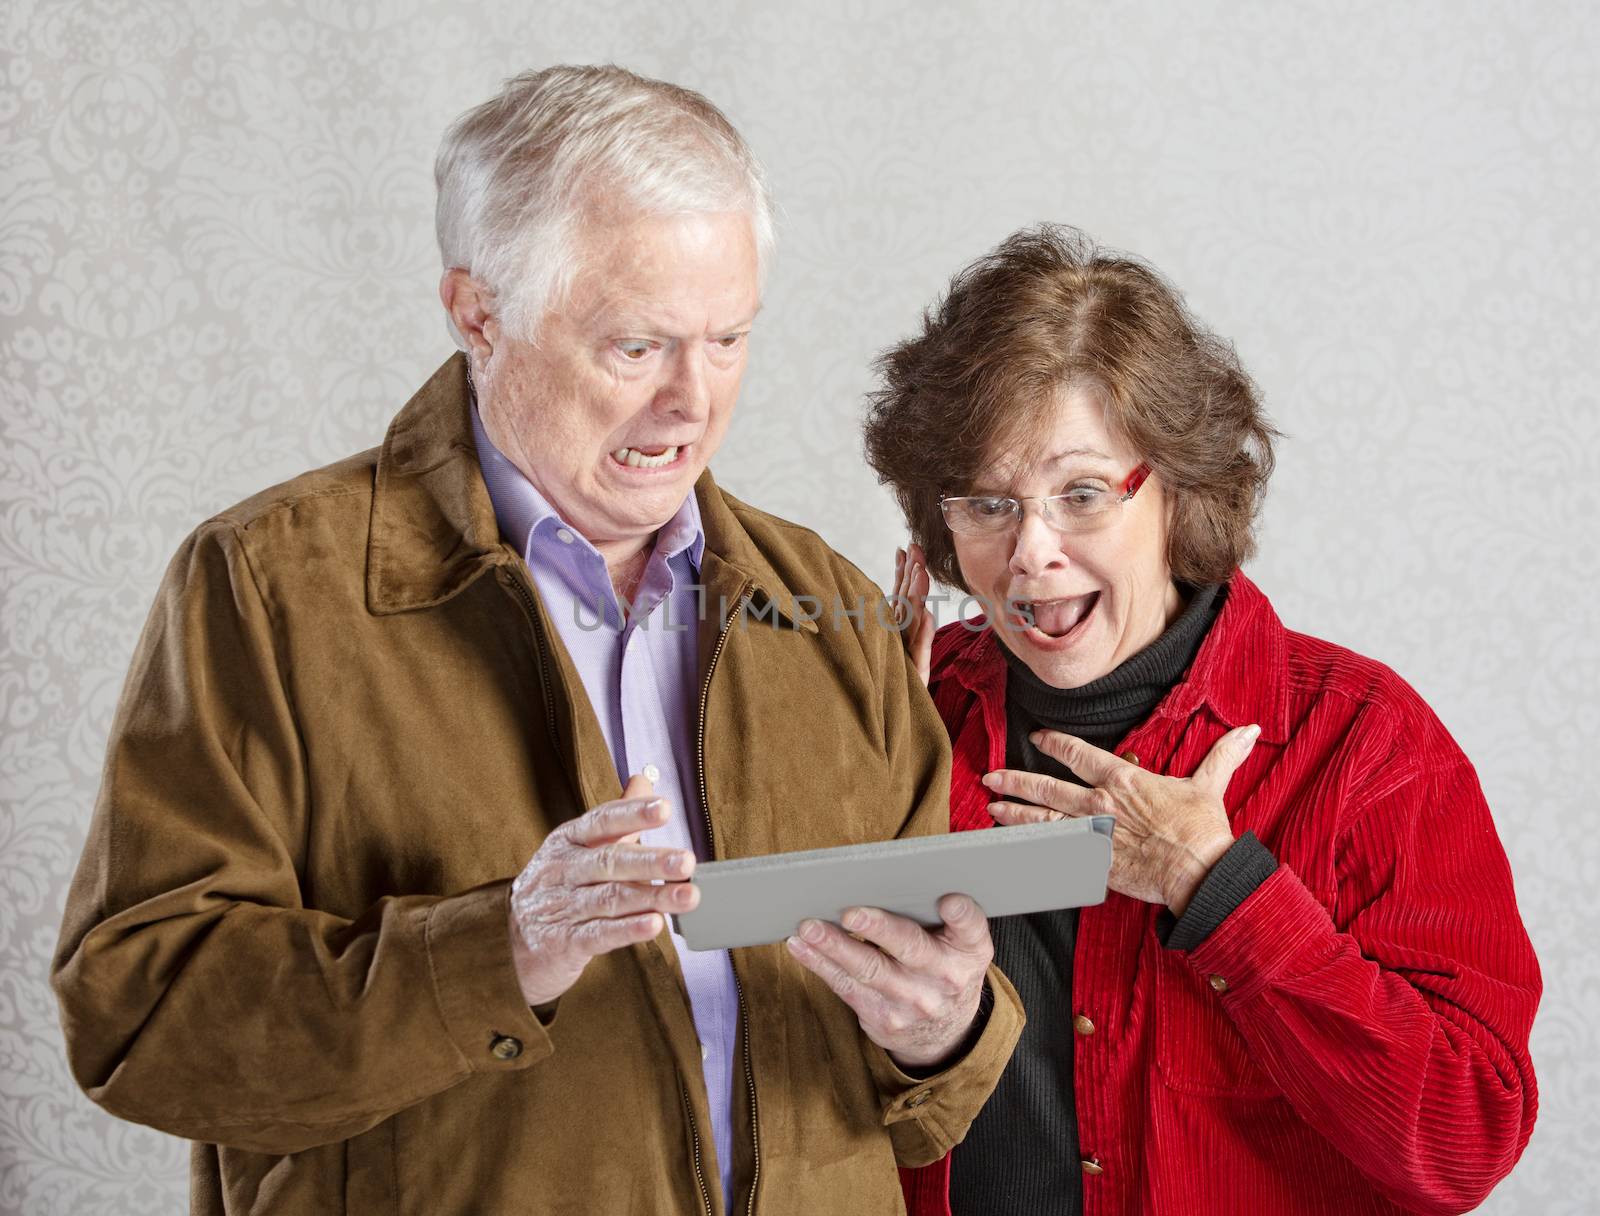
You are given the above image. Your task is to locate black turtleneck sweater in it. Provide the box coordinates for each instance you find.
[948,583,1278,1216]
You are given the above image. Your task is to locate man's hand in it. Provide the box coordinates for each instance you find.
[507,772,700,1007]
[785,893,992,1070]
[983,725,1259,915]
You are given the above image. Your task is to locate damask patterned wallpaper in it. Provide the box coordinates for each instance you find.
[2,1,1594,1212]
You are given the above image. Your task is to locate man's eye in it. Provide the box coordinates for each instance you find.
[617,341,653,360]
[712,333,745,351]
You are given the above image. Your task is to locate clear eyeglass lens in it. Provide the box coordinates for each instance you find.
[943,492,1118,534]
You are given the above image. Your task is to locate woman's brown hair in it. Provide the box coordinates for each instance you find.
[863,224,1279,591]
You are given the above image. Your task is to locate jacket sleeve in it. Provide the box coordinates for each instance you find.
[1183,725,1541,1214]
[850,590,1025,1168]
[50,521,549,1154]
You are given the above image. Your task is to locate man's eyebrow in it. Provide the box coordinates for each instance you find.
[592,303,764,336]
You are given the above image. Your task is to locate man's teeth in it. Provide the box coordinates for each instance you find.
[611,445,679,468]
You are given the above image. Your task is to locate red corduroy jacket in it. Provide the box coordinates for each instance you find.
[900,571,1540,1216]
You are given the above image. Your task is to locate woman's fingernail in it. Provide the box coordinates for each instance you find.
[1243,724,1261,742]
[981,772,1000,788]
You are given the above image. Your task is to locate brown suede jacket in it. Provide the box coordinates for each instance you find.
[51,353,1023,1216]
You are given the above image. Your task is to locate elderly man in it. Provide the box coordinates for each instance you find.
[50,66,1022,1215]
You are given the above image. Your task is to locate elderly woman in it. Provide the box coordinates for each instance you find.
[865,225,1540,1216]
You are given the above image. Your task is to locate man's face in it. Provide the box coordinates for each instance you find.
[476,207,761,556]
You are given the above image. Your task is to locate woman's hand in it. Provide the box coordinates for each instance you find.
[982,725,1260,914]
[891,542,935,686]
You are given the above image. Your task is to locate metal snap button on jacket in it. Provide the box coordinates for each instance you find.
[489,1035,523,1060]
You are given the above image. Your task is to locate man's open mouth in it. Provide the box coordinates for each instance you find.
[610,444,685,470]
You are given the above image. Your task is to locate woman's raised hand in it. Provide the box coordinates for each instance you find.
[891,541,935,687]
[983,725,1260,914]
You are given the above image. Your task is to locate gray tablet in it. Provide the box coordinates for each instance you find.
[672,816,1115,952]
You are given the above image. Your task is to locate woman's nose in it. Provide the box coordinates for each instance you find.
[1007,505,1071,576]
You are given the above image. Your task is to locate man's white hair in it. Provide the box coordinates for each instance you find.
[435,64,776,347]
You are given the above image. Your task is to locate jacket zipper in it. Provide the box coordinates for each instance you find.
[697,582,761,1216]
[679,1077,714,1216]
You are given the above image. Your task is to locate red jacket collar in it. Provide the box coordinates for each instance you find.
[929,571,1293,745]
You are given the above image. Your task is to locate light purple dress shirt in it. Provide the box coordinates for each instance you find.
[470,400,741,1208]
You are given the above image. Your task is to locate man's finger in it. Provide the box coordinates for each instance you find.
[785,932,891,1020]
[570,841,696,884]
[574,911,666,956]
[840,906,937,972]
[1190,724,1261,798]
[567,795,670,847]
[790,918,915,999]
[612,769,657,842]
[574,878,700,920]
[934,893,991,953]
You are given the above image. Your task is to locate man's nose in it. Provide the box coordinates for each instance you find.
[1007,505,1071,577]
[656,344,711,421]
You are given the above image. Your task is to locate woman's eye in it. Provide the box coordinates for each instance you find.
[1062,486,1109,509]
[971,496,1014,517]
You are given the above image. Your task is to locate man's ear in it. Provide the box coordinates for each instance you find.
[440,269,498,366]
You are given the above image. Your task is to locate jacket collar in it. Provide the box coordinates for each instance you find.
[367,351,817,633]
[367,353,504,615]
[932,570,1293,744]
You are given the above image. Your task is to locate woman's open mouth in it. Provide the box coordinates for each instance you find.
[1009,591,1100,648]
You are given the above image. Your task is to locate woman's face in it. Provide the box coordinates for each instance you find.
[952,386,1181,689]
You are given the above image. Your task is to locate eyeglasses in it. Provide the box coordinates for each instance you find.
[940,464,1151,535]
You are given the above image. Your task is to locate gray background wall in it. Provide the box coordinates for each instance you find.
[2,1,1594,1211]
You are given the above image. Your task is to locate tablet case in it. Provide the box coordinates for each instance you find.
[673,816,1115,951]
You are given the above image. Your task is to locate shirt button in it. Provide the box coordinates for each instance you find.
[907,1090,932,1108]
[1208,974,1229,993]
[1120,750,1139,766]
[1073,1013,1095,1036]
[555,528,575,544]
[700,1042,709,1061]
[1081,1157,1104,1176]
[489,1035,523,1060]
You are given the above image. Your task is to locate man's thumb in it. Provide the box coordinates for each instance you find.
[622,763,659,802]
